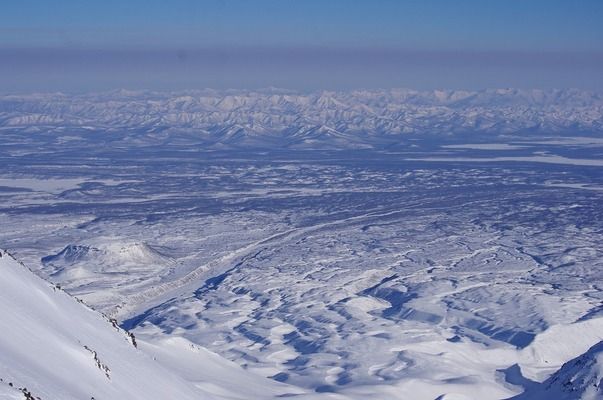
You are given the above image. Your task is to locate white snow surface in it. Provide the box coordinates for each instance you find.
[0,249,205,399]
[0,249,306,400]
[2,156,603,399]
[5,240,603,400]
[514,341,603,400]
[1,88,602,399]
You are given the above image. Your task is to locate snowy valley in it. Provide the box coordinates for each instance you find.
[0,89,602,399]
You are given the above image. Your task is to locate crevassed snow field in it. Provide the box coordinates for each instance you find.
[1,89,602,399]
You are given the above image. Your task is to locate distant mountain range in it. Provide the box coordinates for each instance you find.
[1,88,602,149]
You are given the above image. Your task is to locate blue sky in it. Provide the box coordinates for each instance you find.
[1,0,602,92]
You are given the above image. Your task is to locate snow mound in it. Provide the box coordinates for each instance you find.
[106,242,173,264]
[43,242,172,271]
[42,241,175,288]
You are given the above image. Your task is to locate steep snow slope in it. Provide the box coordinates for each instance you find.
[0,249,328,400]
[512,341,603,400]
[0,249,210,399]
[3,238,602,400]
[0,382,24,400]
[0,248,313,400]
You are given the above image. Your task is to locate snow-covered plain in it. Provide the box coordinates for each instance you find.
[1,89,602,399]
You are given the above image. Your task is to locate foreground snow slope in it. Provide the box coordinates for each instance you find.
[0,249,212,400]
[1,242,603,400]
[512,341,603,400]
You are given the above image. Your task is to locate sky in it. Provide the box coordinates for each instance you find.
[1,0,602,92]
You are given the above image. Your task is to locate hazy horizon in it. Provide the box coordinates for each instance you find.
[2,0,602,92]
